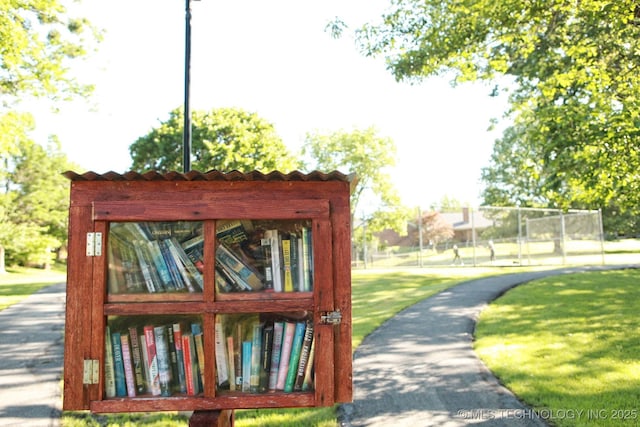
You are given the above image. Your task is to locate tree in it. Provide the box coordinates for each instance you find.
[302,127,408,260]
[302,127,401,219]
[1,0,99,104]
[0,1,98,270]
[417,211,454,249]
[355,0,640,234]
[129,107,301,173]
[0,114,76,269]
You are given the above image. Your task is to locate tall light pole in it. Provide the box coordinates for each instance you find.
[183,0,197,173]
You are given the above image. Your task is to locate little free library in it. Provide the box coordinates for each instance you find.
[62,170,355,424]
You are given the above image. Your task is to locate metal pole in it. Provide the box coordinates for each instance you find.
[183,0,193,173]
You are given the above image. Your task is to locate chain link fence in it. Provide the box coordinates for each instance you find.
[353,206,605,269]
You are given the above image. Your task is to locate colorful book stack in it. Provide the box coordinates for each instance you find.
[214,315,315,394]
[104,321,204,397]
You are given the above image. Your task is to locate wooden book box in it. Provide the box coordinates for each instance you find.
[62,170,354,415]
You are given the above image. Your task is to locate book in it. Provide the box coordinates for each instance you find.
[216,243,263,291]
[214,318,230,387]
[172,323,187,393]
[153,326,172,396]
[241,341,252,392]
[104,326,116,398]
[293,320,314,391]
[261,323,274,391]
[217,220,252,245]
[267,321,284,391]
[289,232,301,291]
[165,238,203,293]
[265,229,283,292]
[233,323,243,389]
[165,325,179,392]
[182,332,199,395]
[226,335,236,391]
[139,333,150,393]
[192,323,205,390]
[128,326,146,394]
[249,322,264,392]
[301,226,313,291]
[146,240,176,290]
[281,237,294,292]
[284,321,306,392]
[275,321,296,390]
[259,237,274,291]
[302,338,315,391]
[143,325,161,396]
[111,331,127,397]
[120,334,137,397]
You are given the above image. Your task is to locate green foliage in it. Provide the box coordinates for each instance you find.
[0,112,76,267]
[129,107,301,173]
[0,0,99,103]
[475,269,640,426]
[302,127,408,254]
[356,0,640,235]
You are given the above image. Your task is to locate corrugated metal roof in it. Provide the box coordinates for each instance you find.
[63,170,358,188]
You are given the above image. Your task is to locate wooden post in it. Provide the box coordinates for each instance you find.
[189,410,234,427]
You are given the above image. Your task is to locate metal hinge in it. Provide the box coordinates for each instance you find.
[83,359,100,385]
[320,310,342,325]
[86,232,103,256]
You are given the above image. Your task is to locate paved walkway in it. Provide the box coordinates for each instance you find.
[0,282,65,427]
[340,265,636,426]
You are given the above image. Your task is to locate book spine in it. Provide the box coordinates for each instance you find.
[260,237,274,291]
[250,322,264,392]
[139,334,150,393]
[241,341,252,392]
[216,243,263,291]
[284,321,306,392]
[104,326,116,398]
[111,331,127,397]
[293,320,314,391]
[275,321,296,390]
[234,324,243,389]
[172,323,187,393]
[261,323,274,391]
[302,338,316,391]
[128,326,146,393]
[165,325,179,393]
[226,335,236,391]
[192,324,205,390]
[120,334,137,397]
[143,325,161,396]
[214,319,230,387]
[182,333,196,395]
[301,226,313,292]
[281,238,293,292]
[268,230,283,292]
[267,321,284,391]
[154,326,172,396]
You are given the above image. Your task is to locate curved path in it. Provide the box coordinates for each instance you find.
[0,282,65,427]
[340,265,636,427]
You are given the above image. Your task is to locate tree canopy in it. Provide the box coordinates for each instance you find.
[355,0,640,233]
[0,1,97,269]
[302,126,409,249]
[129,107,301,173]
[1,0,99,104]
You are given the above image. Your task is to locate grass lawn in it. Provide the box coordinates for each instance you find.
[0,265,66,311]
[474,268,640,427]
